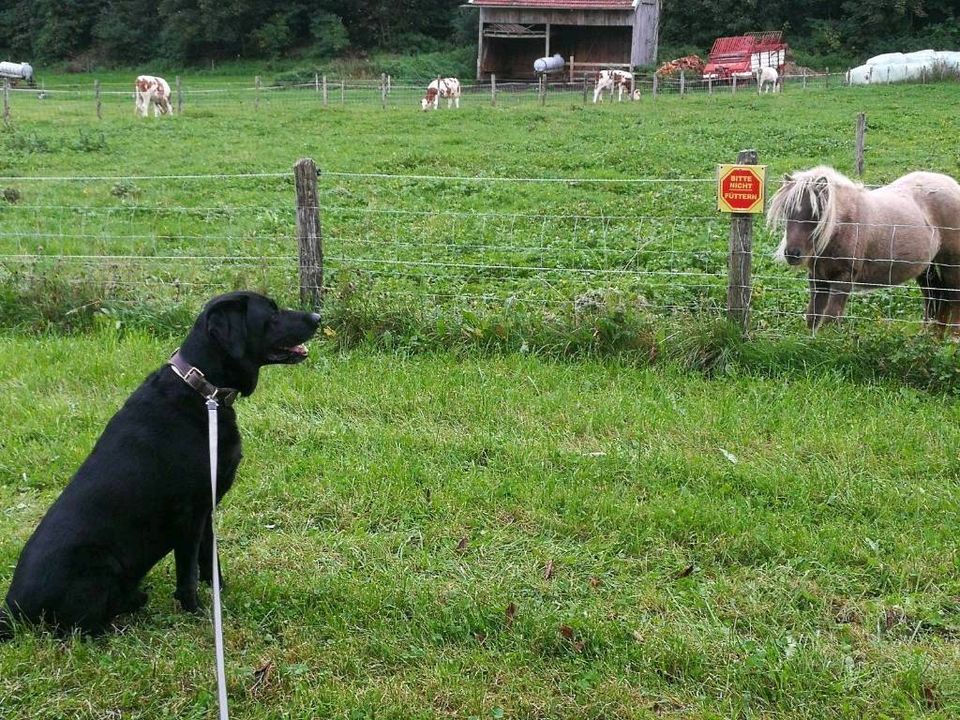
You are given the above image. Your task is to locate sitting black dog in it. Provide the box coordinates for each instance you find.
[0,291,320,637]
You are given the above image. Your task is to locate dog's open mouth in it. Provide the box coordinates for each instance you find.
[266,343,309,364]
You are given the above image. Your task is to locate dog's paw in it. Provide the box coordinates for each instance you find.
[173,588,202,614]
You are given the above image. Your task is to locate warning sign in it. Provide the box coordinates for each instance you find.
[717,164,766,213]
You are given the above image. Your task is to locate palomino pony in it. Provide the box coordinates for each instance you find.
[768,166,960,335]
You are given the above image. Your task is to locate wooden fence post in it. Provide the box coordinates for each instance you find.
[727,149,758,332]
[570,54,575,83]
[315,73,319,94]
[802,68,807,90]
[3,79,10,126]
[255,75,261,110]
[491,73,497,106]
[855,112,867,177]
[294,158,324,310]
[680,70,685,97]
[387,74,391,94]
[708,77,713,95]
[380,73,387,109]
[825,68,830,88]
[652,73,658,99]
[538,74,545,105]
[322,75,328,107]
[583,76,588,104]
[340,79,345,104]
[732,75,737,94]
[95,79,102,120]
[176,75,183,114]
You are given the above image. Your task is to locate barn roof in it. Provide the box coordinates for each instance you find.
[469,0,638,9]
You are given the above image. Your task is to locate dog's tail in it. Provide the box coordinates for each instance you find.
[0,605,13,641]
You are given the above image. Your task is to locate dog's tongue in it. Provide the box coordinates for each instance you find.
[288,344,308,356]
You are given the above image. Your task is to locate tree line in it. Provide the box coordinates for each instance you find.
[0,0,956,67]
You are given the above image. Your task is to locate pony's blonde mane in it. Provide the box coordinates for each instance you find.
[766,165,861,254]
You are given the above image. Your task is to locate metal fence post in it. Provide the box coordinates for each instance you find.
[727,149,758,332]
[294,158,324,310]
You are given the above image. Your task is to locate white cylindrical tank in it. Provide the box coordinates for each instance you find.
[0,61,33,81]
[534,54,565,74]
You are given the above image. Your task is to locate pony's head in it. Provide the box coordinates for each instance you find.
[767,166,858,266]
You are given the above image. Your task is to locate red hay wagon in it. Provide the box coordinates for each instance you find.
[702,31,788,81]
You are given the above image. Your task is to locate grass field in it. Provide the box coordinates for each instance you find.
[1,72,960,718]
[1,333,959,719]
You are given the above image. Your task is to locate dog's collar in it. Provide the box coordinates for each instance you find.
[167,350,239,406]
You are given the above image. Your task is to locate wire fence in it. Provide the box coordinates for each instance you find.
[2,69,900,120]
[1,167,953,335]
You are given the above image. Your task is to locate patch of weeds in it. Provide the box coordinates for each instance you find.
[1,187,21,204]
[110,180,141,200]
[3,130,54,154]
[69,129,108,153]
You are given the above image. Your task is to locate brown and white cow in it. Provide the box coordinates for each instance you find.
[135,75,172,117]
[421,77,461,111]
[593,70,635,103]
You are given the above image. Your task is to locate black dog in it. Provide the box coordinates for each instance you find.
[0,291,320,637]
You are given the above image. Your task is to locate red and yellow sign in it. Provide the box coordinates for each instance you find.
[717,164,766,213]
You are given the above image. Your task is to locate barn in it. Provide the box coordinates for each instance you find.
[468,0,661,80]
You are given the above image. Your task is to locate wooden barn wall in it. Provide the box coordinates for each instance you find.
[481,8,634,26]
[481,25,631,79]
[632,0,659,65]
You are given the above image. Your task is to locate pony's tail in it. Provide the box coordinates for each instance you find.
[0,605,13,641]
[921,265,945,324]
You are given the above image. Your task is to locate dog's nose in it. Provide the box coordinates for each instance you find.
[310,313,321,324]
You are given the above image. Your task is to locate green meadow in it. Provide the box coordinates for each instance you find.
[1,73,959,718]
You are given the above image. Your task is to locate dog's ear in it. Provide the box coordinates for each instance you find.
[205,295,249,360]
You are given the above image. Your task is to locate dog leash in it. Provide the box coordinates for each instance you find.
[206,397,230,720]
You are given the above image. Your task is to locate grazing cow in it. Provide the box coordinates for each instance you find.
[421,78,461,110]
[135,75,173,117]
[593,70,635,103]
[755,66,780,94]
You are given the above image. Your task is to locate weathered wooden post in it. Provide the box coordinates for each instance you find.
[491,73,497,107]
[725,149,760,332]
[340,79,345,104]
[629,73,635,100]
[708,77,713,95]
[680,70,685,97]
[315,73,319,95]
[322,75,328,107]
[176,75,183,114]
[583,76,588,104]
[652,73,658,99]
[95,79,102,120]
[825,68,830,88]
[855,112,867,177]
[294,158,324,310]
[387,74,392,94]
[732,75,737,94]
[380,73,387,109]
[569,54,575,83]
[538,74,545,105]
[3,79,10,126]
[255,75,261,110]
[802,68,807,90]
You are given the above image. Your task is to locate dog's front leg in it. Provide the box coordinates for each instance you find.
[173,511,207,613]
[198,513,225,591]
